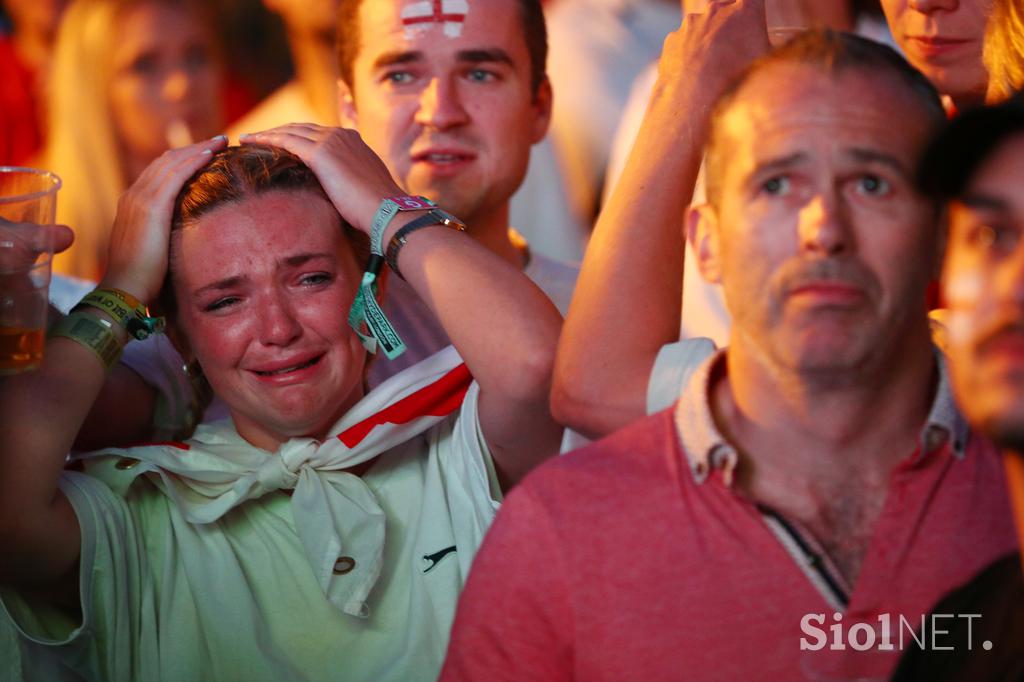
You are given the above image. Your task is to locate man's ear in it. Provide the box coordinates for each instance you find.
[338,79,358,128]
[530,76,553,144]
[688,203,722,284]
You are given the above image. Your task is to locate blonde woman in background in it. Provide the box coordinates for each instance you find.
[45,0,223,281]
[985,0,1024,102]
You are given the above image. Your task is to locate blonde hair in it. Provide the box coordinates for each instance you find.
[984,0,1024,103]
[45,0,218,281]
[45,0,125,281]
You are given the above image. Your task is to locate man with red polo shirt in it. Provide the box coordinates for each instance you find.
[440,30,1018,681]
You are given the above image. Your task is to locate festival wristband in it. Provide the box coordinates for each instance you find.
[369,196,436,264]
[74,287,165,340]
[385,209,467,280]
[348,196,436,360]
[49,310,124,370]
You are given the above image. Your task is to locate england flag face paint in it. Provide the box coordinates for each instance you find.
[401,0,470,39]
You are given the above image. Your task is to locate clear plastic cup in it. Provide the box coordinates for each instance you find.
[0,167,62,374]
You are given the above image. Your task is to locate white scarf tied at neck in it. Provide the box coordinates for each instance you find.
[72,346,472,618]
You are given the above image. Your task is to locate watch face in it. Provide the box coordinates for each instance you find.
[386,195,435,210]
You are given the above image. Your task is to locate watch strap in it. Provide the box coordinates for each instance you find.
[385,209,467,279]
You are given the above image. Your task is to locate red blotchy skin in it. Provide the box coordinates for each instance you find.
[171,190,367,451]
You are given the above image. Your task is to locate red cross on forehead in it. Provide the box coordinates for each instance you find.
[402,0,467,27]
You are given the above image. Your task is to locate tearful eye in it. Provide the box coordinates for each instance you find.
[763,176,791,196]
[204,297,239,312]
[300,273,332,286]
[856,174,890,196]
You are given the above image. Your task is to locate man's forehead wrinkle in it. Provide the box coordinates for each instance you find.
[724,96,917,168]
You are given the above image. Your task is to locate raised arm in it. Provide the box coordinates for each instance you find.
[241,126,563,488]
[551,0,770,438]
[0,137,227,587]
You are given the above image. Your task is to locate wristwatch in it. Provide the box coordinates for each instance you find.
[385,209,467,279]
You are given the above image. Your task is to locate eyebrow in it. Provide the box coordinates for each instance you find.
[846,148,909,177]
[193,276,243,299]
[372,50,423,71]
[371,47,515,72]
[191,253,335,298]
[747,152,809,182]
[283,252,335,267]
[456,48,514,68]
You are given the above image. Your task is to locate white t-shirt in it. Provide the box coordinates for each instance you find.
[1,384,501,682]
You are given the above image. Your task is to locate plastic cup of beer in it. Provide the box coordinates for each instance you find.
[0,167,62,375]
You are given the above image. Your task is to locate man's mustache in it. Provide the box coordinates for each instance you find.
[775,257,879,298]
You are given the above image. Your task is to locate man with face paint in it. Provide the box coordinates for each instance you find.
[441,30,1018,681]
[893,91,1024,681]
[333,0,579,385]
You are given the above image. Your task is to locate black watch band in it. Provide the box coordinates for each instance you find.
[385,209,466,279]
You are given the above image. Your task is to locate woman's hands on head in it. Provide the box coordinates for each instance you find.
[239,124,405,236]
[100,135,229,304]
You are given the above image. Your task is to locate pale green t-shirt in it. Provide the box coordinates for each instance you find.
[1,384,501,681]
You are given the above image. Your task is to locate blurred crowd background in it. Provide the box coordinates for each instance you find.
[0,0,892,286]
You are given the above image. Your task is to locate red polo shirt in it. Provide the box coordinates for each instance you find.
[441,351,1018,681]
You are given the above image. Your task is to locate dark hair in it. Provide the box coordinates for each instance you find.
[159,144,370,321]
[704,30,946,206]
[336,0,548,96]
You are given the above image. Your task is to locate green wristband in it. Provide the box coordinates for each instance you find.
[49,311,124,370]
[74,287,165,340]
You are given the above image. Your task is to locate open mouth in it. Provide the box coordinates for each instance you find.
[253,355,322,377]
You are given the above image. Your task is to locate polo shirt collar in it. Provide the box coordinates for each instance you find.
[673,348,969,486]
